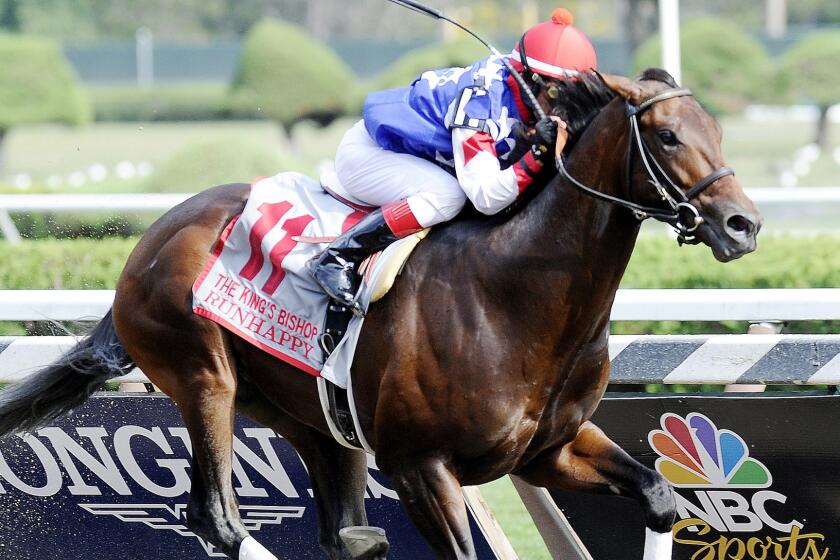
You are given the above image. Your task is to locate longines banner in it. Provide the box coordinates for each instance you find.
[552,394,840,560]
[0,394,500,559]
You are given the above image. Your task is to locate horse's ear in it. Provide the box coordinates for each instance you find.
[599,73,647,105]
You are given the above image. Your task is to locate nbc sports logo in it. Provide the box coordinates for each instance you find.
[649,413,771,489]
[647,413,828,559]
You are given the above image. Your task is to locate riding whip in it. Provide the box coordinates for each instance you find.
[384,0,548,121]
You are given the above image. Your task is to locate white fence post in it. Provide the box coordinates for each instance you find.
[724,321,784,393]
[0,209,21,245]
[659,0,682,85]
[135,27,155,89]
[509,476,592,560]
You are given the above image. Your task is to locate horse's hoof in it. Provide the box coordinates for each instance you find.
[239,536,278,560]
[642,528,673,560]
[339,526,389,560]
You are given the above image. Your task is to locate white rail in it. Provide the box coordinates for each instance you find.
[612,289,840,321]
[1,289,839,322]
[0,193,191,212]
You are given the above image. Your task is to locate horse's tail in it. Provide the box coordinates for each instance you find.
[0,309,133,437]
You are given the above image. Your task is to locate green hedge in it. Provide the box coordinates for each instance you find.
[143,136,303,193]
[779,30,840,108]
[12,213,149,239]
[2,234,838,290]
[0,238,134,289]
[624,235,840,288]
[88,84,231,122]
[347,39,488,115]
[0,33,91,130]
[2,232,838,291]
[230,19,355,127]
[373,38,487,91]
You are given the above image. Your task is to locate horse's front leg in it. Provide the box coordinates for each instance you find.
[516,421,676,560]
[386,458,476,560]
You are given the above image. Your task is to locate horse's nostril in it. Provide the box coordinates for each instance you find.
[726,214,754,235]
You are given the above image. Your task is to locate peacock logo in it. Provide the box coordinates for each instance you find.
[648,413,772,489]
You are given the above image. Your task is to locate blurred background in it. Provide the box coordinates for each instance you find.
[1,1,838,200]
[0,0,838,317]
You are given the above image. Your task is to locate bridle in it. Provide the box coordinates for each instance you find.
[554,87,734,244]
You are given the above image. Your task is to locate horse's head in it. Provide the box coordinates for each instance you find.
[598,69,762,262]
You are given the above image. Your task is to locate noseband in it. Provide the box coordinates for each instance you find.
[555,88,734,244]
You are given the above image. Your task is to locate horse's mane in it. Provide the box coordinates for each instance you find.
[549,68,678,151]
[547,72,616,153]
[636,68,679,88]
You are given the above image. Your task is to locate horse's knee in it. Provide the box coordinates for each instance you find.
[641,470,676,533]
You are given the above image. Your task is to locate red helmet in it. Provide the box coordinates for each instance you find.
[511,8,597,80]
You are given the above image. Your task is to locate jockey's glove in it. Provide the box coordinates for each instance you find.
[532,117,558,160]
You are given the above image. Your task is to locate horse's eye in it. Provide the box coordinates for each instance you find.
[658,129,678,146]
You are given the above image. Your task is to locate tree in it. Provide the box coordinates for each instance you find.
[779,31,840,148]
[229,19,355,128]
[633,18,773,115]
[373,38,487,91]
[0,33,91,172]
[0,0,21,31]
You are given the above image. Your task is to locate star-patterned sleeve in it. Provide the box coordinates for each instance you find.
[452,127,543,215]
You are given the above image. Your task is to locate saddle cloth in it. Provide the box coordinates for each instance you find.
[192,172,426,388]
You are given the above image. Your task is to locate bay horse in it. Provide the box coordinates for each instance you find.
[0,70,761,560]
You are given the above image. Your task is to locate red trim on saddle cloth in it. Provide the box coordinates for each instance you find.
[194,307,321,377]
[506,74,534,125]
[382,200,423,238]
[513,150,544,193]
[192,215,239,294]
[462,132,497,166]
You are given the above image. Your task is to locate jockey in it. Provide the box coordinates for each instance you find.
[309,8,598,310]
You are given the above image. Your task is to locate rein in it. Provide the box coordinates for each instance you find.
[555,87,734,244]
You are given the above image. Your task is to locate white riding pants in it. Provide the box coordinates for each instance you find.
[335,120,466,228]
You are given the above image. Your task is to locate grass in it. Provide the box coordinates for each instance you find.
[479,477,551,559]
[719,116,840,186]
[1,121,289,193]
[1,116,838,193]
[0,118,360,190]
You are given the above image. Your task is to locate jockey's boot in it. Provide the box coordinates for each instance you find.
[308,200,422,314]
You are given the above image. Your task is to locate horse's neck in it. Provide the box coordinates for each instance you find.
[493,101,640,333]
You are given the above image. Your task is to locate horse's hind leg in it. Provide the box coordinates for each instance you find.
[386,459,476,560]
[129,348,275,560]
[516,421,676,560]
[234,384,374,559]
